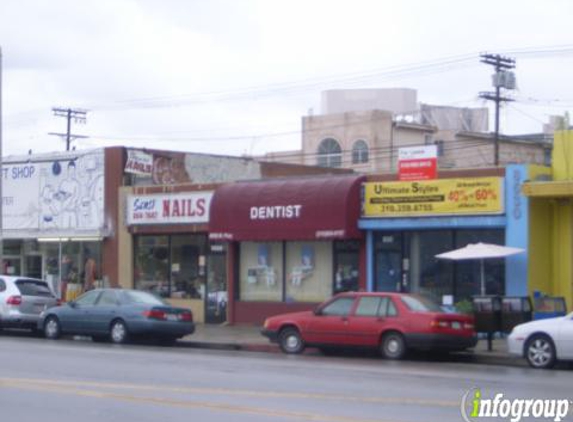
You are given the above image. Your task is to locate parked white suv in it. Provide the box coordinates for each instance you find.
[0,276,59,332]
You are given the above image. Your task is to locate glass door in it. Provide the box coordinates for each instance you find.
[205,244,227,324]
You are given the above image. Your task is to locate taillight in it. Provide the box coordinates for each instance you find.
[143,309,167,320]
[6,295,22,306]
[430,319,450,329]
[464,322,474,330]
[180,311,193,322]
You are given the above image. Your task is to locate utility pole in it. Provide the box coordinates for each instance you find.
[49,107,88,151]
[479,53,516,166]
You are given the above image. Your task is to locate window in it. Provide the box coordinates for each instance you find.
[385,298,398,316]
[401,295,442,312]
[355,297,382,316]
[239,242,283,301]
[285,242,332,302]
[15,279,53,297]
[351,140,369,164]
[320,297,355,316]
[334,241,360,294]
[121,290,166,306]
[97,290,119,306]
[0,280,5,292]
[75,290,100,306]
[317,138,342,168]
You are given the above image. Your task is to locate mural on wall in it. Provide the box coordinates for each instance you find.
[127,149,262,185]
[3,149,105,235]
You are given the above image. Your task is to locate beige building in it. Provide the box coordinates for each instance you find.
[262,88,551,173]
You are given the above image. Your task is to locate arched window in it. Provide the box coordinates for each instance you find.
[317,138,342,168]
[352,140,369,164]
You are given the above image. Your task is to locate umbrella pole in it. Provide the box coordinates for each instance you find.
[480,259,485,296]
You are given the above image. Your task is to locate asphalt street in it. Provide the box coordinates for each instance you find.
[0,334,571,422]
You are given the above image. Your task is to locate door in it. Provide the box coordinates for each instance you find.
[64,290,100,333]
[305,296,356,345]
[25,256,42,279]
[205,246,227,324]
[376,251,401,292]
[557,316,573,359]
[89,290,121,334]
[345,296,399,347]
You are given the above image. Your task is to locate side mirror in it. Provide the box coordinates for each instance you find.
[313,306,322,316]
[68,301,77,308]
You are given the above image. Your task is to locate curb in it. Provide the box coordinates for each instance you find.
[178,339,527,367]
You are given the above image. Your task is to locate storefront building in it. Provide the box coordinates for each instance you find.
[118,148,355,323]
[209,175,366,324]
[1,148,124,299]
[522,130,573,307]
[119,185,227,324]
[359,165,532,306]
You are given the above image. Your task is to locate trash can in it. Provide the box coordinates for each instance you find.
[500,296,533,333]
[533,296,567,320]
[472,296,502,333]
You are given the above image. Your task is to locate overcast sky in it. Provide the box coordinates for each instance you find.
[1,0,572,157]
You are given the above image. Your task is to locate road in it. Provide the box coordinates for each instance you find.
[0,333,571,422]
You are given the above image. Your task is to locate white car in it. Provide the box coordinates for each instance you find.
[508,313,573,369]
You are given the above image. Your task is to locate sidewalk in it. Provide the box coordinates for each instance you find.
[179,324,526,367]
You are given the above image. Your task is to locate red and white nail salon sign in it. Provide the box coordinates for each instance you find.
[126,192,213,225]
[398,145,437,181]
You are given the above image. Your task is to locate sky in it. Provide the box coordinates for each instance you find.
[1,0,573,158]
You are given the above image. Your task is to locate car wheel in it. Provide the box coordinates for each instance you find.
[109,320,129,344]
[279,327,305,354]
[525,334,556,369]
[380,332,406,360]
[44,316,61,340]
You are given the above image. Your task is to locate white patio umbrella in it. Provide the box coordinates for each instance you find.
[435,243,525,296]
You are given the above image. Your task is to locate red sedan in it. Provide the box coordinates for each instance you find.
[261,292,477,359]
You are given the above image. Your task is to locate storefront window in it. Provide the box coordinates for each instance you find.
[455,230,505,300]
[134,235,170,297]
[409,231,454,302]
[239,242,283,301]
[334,240,360,294]
[285,241,332,302]
[170,235,207,299]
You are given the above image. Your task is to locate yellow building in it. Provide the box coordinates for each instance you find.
[522,130,573,309]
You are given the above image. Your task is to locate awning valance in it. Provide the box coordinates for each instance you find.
[209,176,364,241]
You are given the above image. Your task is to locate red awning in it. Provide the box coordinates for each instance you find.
[209,176,365,241]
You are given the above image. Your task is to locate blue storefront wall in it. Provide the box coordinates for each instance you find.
[359,165,529,296]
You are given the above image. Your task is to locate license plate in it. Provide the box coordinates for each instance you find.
[451,321,461,329]
[34,304,46,313]
[167,314,178,321]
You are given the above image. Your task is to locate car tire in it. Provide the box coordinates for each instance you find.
[380,332,406,360]
[525,334,556,369]
[279,327,305,354]
[109,319,129,344]
[44,316,61,340]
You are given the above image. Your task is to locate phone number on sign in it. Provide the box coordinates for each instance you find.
[379,204,434,213]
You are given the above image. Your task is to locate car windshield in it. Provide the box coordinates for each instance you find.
[15,279,54,297]
[401,295,443,312]
[121,290,167,306]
